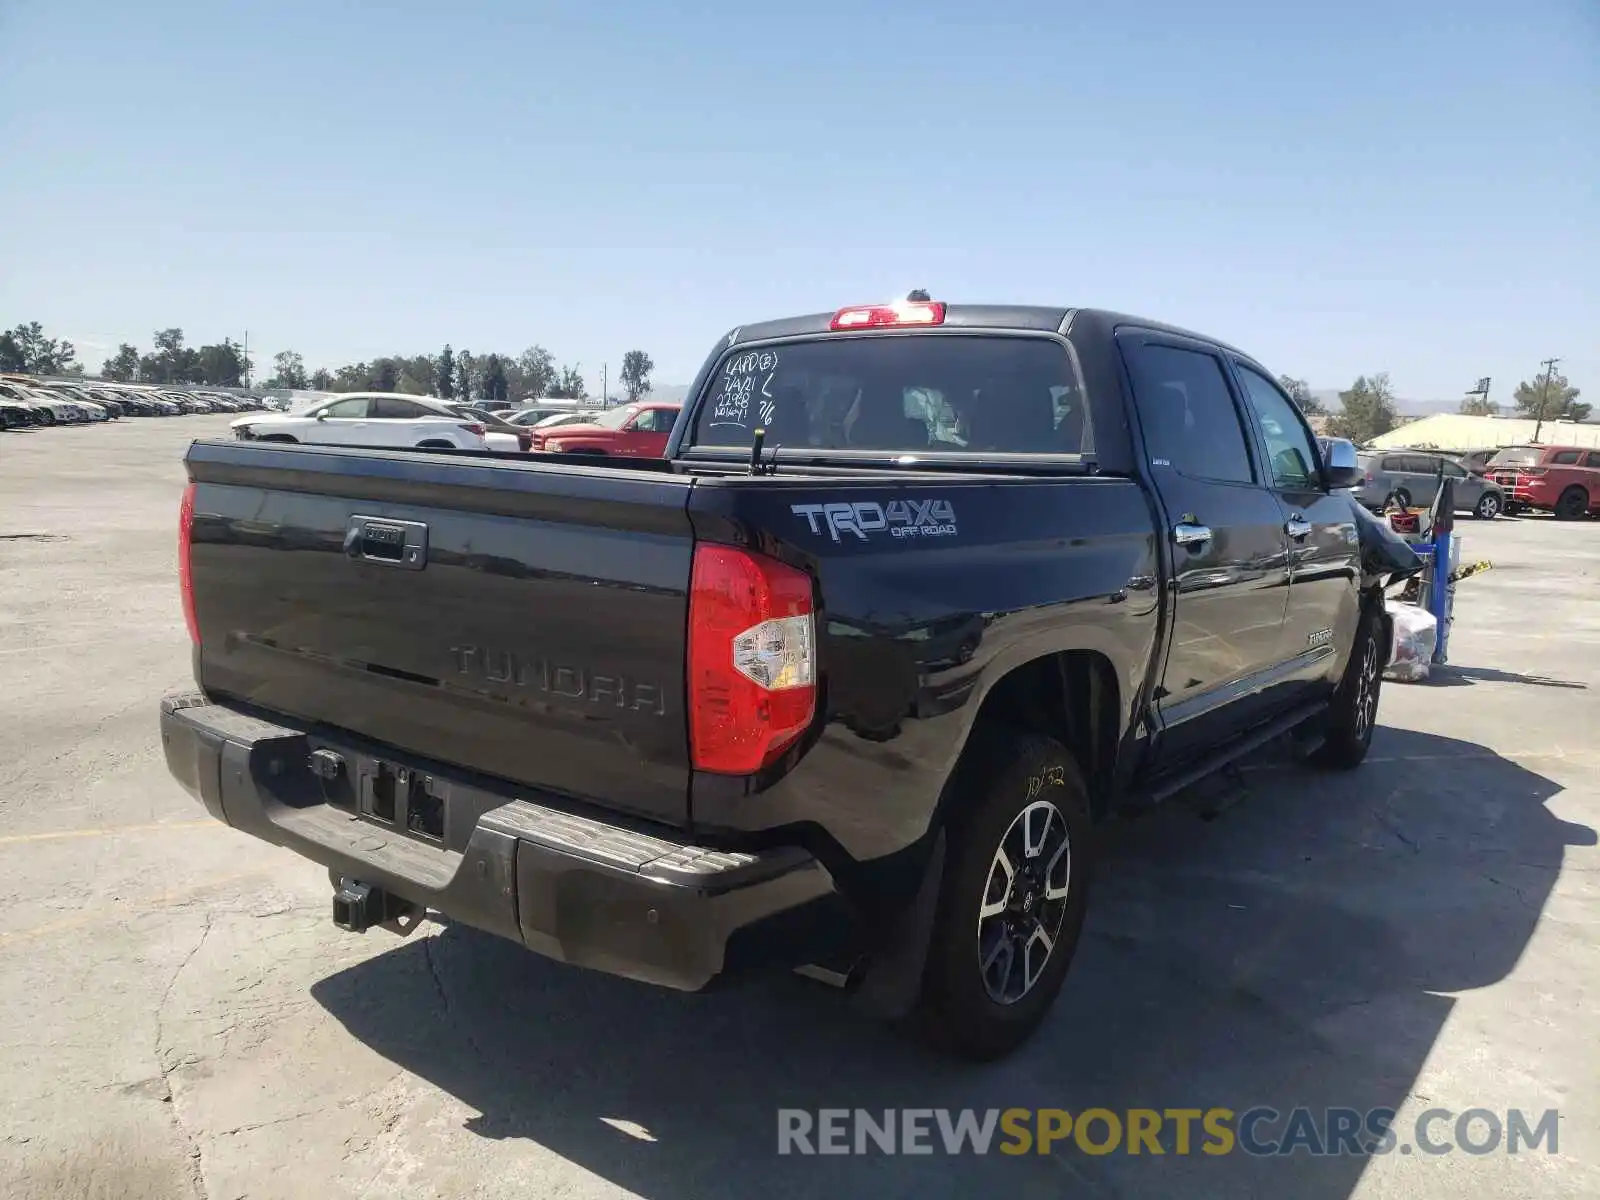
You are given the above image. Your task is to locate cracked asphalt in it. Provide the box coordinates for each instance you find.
[2,416,1597,1199]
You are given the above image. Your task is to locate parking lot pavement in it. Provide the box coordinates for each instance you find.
[1,416,1596,1200]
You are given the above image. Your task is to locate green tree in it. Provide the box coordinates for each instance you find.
[1277,375,1323,415]
[455,350,475,403]
[373,359,399,392]
[1459,393,1499,416]
[102,343,141,381]
[620,349,655,402]
[198,339,248,387]
[265,350,308,389]
[1512,368,1588,424]
[436,344,455,398]
[396,354,436,395]
[309,367,333,391]
[141,328,203,384]
[1,321,78,373]
[548,363,586,399]
[514,345,556,399]
[332,362,371,391]
[1326,373,1399,445]
[482,354,509,405]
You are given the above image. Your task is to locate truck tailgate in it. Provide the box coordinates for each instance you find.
[185,441,695,826]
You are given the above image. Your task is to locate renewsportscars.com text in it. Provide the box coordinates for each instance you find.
[777,1107,1561,1158]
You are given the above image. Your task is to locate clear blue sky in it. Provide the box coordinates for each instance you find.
[2,0,1595,402]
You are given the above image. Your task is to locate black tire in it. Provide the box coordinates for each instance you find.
[1308,601,1385,770]
[1555,486,1589,521]
[1474,491,1501,520]
[1390,488,1412,511]
[914,726,1092,1061]
[1503,502,1523,517]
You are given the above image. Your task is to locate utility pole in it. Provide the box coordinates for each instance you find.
[242,329,250,387]
[1531,357,1560,443]
[602,362,608,406]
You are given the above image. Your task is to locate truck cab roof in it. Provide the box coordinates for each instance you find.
[722,303,1257,364]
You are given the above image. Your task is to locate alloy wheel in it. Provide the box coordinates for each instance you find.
[977,798,1072,1005]
[1353,635,1380,741]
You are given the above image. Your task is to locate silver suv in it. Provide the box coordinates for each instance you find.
[1354,450,1504,519]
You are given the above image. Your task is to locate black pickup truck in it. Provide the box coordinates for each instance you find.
[160,296,1412,1059]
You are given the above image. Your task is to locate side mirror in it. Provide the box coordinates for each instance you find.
[315,410,328,421]
[1322,437,1363,490]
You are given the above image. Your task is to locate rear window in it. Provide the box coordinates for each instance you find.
[1488,448,1543,468]
[687,335,1090,457]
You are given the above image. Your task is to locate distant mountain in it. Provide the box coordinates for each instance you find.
[646,383,690,405]
[599,384,690,405]
[1310,389,1468,419]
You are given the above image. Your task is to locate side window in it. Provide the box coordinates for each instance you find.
[1125,344,1253,484]
[1443,461,1468,479]
[371,397,421,419]
[321,397,370,419]
[1233,364,1320,489]
[1552,450,1580,465]
[1586,452,1600,469]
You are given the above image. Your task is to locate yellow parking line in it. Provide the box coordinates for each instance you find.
[0,819,218,846]
[0,867,273,948]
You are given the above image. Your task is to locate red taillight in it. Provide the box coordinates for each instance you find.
[1363,471,1373,483]
[688,545,816,774]
[830,300,946,330]
[1522,467,1547,477]
[460,422,485,436]
[178,480,199,645]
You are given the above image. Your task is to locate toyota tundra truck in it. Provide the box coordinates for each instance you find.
[160,296,1409,1058]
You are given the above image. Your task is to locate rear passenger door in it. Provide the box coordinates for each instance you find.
[1230,362,1361,702]
[1119,333,1292,765]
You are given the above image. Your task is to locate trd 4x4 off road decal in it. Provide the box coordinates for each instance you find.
[790,499,958,543]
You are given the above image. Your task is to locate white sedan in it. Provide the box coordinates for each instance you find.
[231,393,491,451]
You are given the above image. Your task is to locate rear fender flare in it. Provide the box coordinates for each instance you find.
[959,624,1149,760]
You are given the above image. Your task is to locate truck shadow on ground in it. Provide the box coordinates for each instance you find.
[311,726,1592,1200]
[1422,665,1587,690]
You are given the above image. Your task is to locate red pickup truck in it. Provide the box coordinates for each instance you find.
[526,402,681,457]
[1488,445,1600,519]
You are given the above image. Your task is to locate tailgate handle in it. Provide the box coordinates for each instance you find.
[345,516,428,570]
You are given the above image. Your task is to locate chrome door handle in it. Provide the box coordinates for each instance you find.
[1285,516,1312,539]
[1173,522,1212,547]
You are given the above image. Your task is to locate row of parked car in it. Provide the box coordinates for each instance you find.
[0,376,275,429]
[1353,444,1600,521]
[229,391,685,458]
